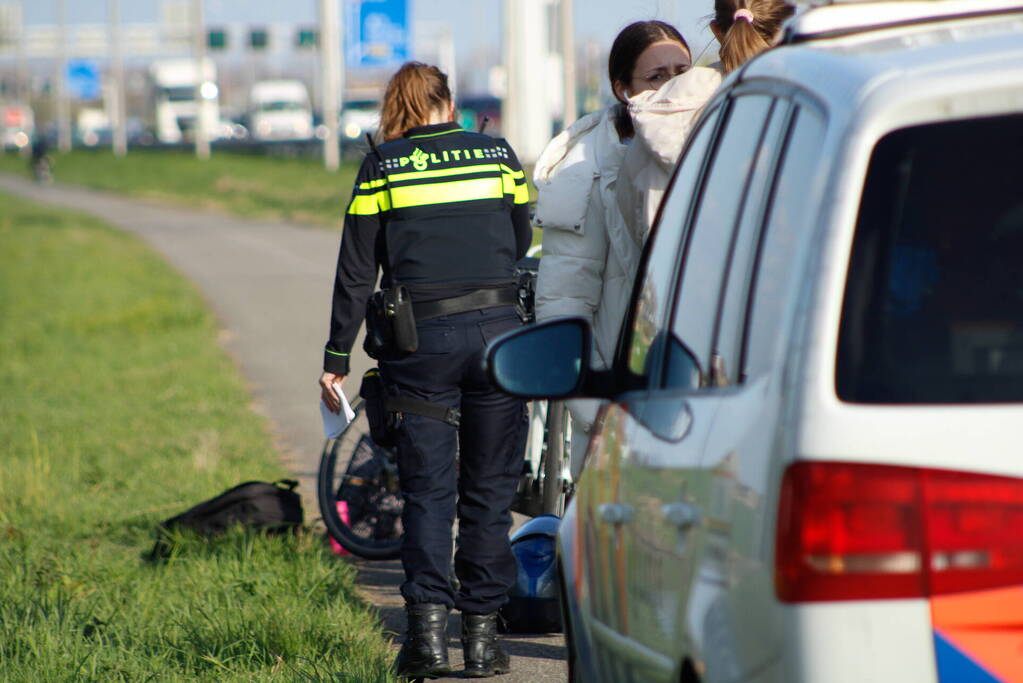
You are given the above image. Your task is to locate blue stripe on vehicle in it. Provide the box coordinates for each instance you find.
[934,631,1003,683]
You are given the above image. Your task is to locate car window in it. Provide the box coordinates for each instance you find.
[713,100,791,385]
[666,94,775,388]
[837,113,1023,403]
[625,105,722,383]
[741,106,826,379]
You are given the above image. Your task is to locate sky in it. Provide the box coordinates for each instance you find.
[20,0,718,67]
[11,0,720,105]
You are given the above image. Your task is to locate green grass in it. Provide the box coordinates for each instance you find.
[0,193,394,681]
[0,148,360,226]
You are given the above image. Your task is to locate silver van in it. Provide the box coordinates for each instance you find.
[488,2,1023,681]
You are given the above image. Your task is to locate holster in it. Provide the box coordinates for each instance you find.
[363,286,418,359]
[359,368,399,448]
[359,368,461,449]
[386,286,419,353]
[515,270,537,324]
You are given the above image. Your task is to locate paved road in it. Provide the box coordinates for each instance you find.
[0,174,566,682]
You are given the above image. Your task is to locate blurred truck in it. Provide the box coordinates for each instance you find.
[248,80,313,142]
[147,58,220,144]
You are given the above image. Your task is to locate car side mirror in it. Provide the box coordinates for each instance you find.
[486,317,591,399]
[663,334,703,390]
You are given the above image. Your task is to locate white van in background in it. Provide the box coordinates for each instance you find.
[248,80,314,142]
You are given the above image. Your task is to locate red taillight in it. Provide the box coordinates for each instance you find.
[775,462,1023,602]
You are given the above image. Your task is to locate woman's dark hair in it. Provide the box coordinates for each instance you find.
[378,61,451,141]
[713,0,794,73]
[608,20,690,141]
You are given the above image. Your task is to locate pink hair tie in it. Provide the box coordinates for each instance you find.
[733,8,755,23]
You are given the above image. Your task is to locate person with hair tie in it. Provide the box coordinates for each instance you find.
[319,61,531,679]
[617,0,795,248]
[712,0,794,73]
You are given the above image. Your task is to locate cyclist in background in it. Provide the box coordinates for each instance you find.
[30,134,52,183]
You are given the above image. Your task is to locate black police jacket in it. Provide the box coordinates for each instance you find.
[324,121,532,375]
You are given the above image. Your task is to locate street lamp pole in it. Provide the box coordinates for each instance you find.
[319,0,341,172]
[560,0,576,127]
[108,0,127,157]
[192,0,210,160]
[15,0,26,107]
[55,0,71,152]
[501,0,518,152]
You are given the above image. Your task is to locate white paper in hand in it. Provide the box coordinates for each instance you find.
[320,383,355,439]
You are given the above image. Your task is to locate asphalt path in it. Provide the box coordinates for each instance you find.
[0,173,566,682]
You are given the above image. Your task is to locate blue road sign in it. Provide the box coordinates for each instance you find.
[346,0,409,68]
[66,59,101,101]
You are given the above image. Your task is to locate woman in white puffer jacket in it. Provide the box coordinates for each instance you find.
[534,20,721,477]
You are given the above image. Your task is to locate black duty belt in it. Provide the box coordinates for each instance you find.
[412,288,518,322]
[387,396,461,427]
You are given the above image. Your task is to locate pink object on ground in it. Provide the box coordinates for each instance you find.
[328,500,351,555]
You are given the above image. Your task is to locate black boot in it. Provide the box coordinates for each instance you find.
[461,612,511,678]
[394,603,452,679]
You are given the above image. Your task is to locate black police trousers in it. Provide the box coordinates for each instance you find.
[380,305,525,614]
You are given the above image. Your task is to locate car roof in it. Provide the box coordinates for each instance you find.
[739,5,1023,127]
[785,0,1023,41]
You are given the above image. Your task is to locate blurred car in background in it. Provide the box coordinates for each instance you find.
[458,95,502,136]
[76,107,110,148]
[248,80,314,142]
[336,99,380,148]
[214,108,249,141]
[1,103,34,151]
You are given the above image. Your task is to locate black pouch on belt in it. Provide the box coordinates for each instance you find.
[359,368,398,448]
[384,286,418,353]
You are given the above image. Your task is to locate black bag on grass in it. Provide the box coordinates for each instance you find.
[148,479,303,559]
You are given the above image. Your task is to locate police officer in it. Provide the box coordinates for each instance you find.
[319,61,531,679]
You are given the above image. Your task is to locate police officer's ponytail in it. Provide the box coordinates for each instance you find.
[608,21,689,142]
[379,62,452,142]
[713,0,794,73]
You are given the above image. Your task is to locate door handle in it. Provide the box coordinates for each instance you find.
[598,503,635,525]
[661,502,701,529]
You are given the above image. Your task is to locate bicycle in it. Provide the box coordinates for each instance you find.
[317,398,405,560]
[318,395,572,560]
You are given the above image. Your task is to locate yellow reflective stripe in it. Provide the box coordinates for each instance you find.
[348,190,391,215]
[501,163,529,203]
[500,164,525,180]
[502,173,516,197]
[390,177,503,208]
[513,183,529,204]
[407,127,465,139]
[358,178,387,191]
[502,172,530,202]
[388,163,501,183]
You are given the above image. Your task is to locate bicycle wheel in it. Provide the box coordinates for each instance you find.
[317,398,404,560]
[540,400,572,517]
